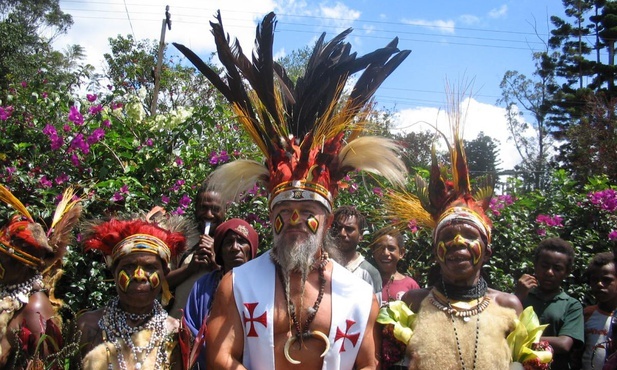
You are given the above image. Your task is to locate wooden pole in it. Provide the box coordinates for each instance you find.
[151,11,168,116]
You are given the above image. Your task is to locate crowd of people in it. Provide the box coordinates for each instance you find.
[1,10,616,370]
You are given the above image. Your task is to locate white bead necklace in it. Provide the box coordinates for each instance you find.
[98,297,171,370]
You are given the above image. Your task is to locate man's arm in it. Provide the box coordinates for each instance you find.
[205,272,246,369]
[354,295,381,370]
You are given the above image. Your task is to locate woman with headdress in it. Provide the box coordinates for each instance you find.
[78,218,189,370]
[382,94,552,369]
[0,184,81,368]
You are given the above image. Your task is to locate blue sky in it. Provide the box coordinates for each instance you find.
[56,0,567,169]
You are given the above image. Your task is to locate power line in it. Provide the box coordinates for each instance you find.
[121,0,136,39]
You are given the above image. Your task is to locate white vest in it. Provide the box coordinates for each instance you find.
[233,251,373,370]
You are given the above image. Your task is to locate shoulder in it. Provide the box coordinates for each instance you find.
[401,288,430,312]
[399,275,420,289]
[23,291,54,316]
[78,309,105,350]
[489,288,523,314]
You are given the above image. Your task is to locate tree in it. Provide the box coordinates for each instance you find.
[499,52,556,190]
[0,0,74,94]
[393,130,433,174]
[465,132,501,178]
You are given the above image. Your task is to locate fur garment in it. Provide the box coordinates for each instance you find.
[407,292,517,370]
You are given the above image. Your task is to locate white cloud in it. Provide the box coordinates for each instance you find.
[488,5,508,19]
[392,98,527,170]
[459,14,480,25]
[400,18,455,34]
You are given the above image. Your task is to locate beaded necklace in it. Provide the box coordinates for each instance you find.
[98,297,170,370]
[0,274,43,306]
[276,252,329,342]
[440,279,484,370]
[384,274,395,302]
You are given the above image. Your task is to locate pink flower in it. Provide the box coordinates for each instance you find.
[161,195,170,204]
[21,81,27,88]
[68,106,84,126]
[0,106,14,121]
[69,134,90,154]
[171,207,185,216]
[407,220,418,233]
[179,194,192,208]
[111,102,123,110]
[42,92,48,99]
[39,176,52,188]
[86,94,97,102]
[88,104,103,115]
[55,173,69,185]
[373,187,383,197]
[145,138,154,147]
[174,157,183,166]
[102,119,111,128]
[87,128,105,144]
[112,192,124,202]
[63,124,71,132]
[70,154,80,166]
[120,185,129,193]
[609,230,617,241]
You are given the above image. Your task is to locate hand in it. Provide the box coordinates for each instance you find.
[515,273,537,301]
[187,235,217,273]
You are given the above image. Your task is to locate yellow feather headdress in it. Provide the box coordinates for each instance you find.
[174,11,410,211]
[384,85,494,244]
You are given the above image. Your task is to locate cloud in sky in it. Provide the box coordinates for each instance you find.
[400,18,456,34]
[488,5,508,19]
[392,97,528,170]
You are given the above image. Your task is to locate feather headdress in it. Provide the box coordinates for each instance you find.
[0,184,82,272]
[173,11,410,211]
[384,87,494,245]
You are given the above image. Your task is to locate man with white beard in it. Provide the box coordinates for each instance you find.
[174,10,410,369]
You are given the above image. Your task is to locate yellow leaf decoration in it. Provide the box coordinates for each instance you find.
[507,306,553,368]
[377,301,416,344]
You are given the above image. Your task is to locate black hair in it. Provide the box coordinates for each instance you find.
[534,237,575,269]
[332,205,367,231]
[371,226,405,253]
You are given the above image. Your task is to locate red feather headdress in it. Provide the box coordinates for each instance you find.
[0,184,82,272]
[173,11,410,211]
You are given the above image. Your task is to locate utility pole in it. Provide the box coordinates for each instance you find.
[151,5,171,116]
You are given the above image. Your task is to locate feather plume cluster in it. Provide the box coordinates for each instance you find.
[384,83,494,240]
[174,11,410,209]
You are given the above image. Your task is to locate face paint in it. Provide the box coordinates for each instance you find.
[274,214,284,234]
[306,215,319,234]
[118,269,131,292]
[133,265,148,282]
[289,209,301,225]
[148,271,160,288]
[437,234,484,265]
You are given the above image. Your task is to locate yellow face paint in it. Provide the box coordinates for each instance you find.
[307,216,319,234]
[133,266,147,282]
[437,234,484,264]
[289,209,302,225]
[118,270,131,292]
[148,271,160,288]
[274,214,284,234]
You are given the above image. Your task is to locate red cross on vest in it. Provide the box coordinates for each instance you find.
[335,319,360,352]
[242,302,267,337]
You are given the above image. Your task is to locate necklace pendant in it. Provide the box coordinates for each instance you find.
[463,316,470,323]
[135,362,142,370]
